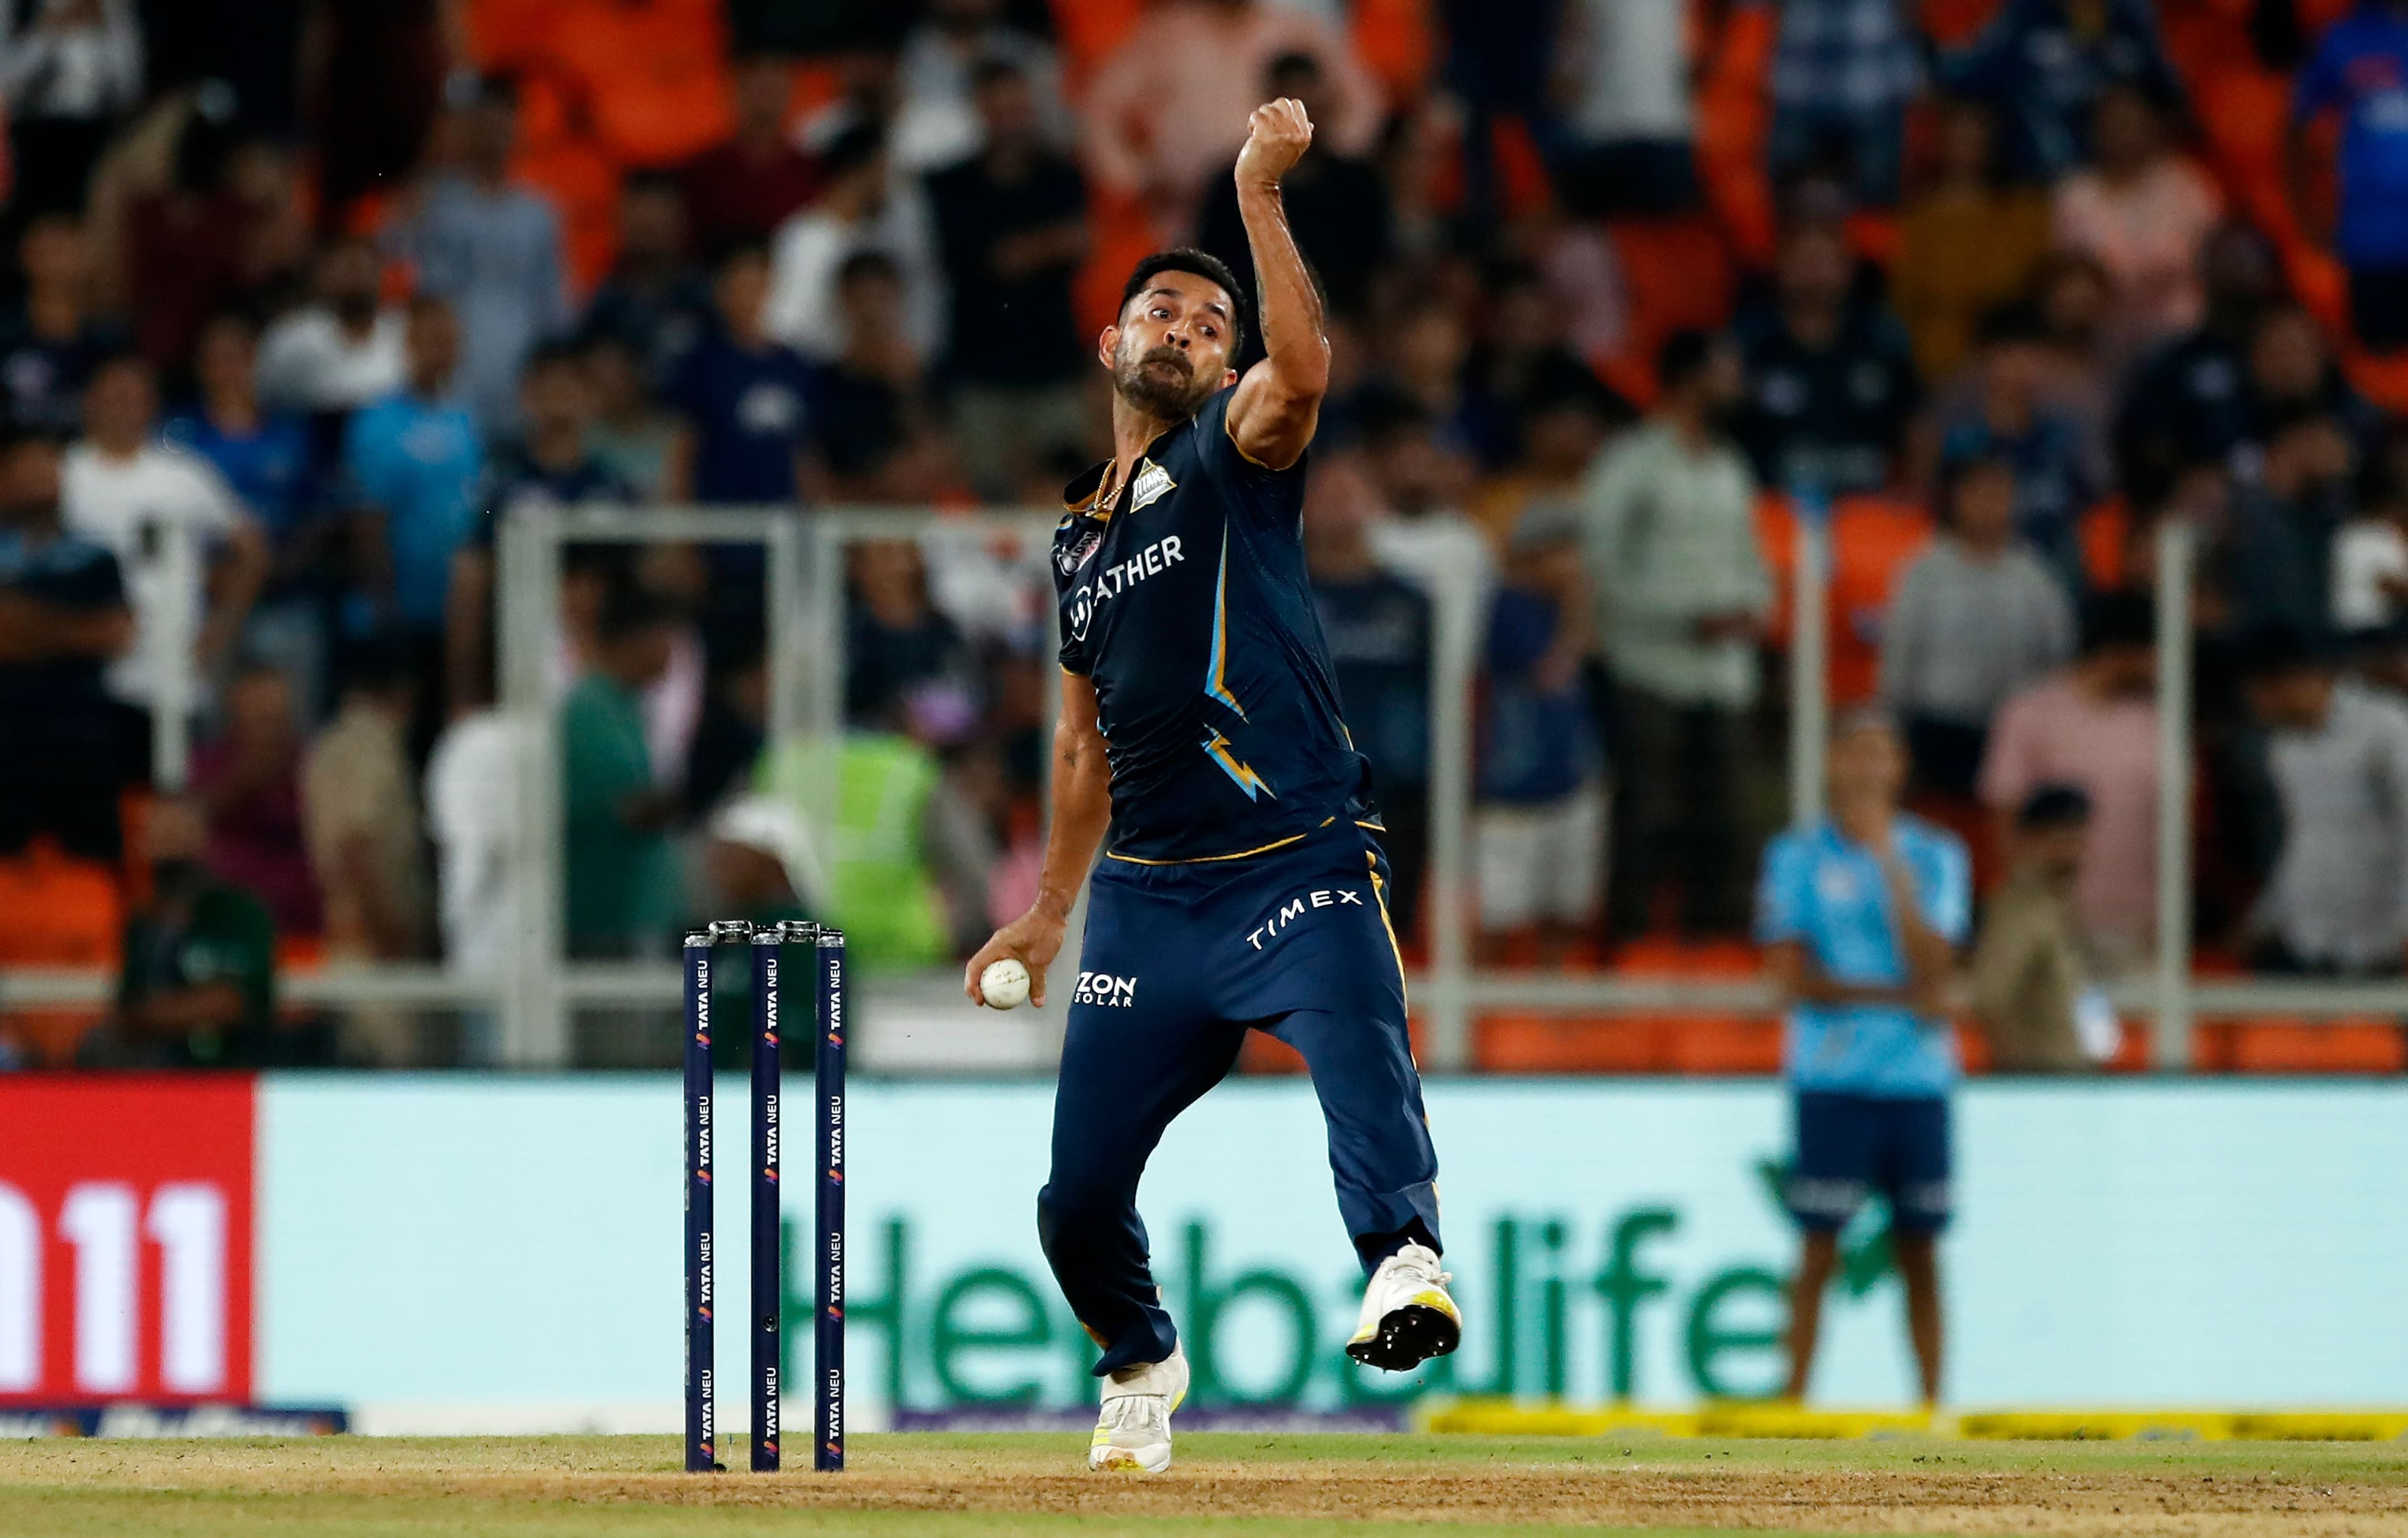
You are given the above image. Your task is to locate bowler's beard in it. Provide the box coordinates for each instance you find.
[1114,342,1214,421]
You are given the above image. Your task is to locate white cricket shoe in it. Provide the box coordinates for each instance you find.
[1346,1242,1462,1371]
[1089,1344,1189,1472]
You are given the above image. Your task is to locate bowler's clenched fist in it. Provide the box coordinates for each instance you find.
[1235,97,1314,189]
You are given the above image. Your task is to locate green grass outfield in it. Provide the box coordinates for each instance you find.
[6,1431,2408,1536]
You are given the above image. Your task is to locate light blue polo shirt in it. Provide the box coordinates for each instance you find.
[1755,815,1972,1098]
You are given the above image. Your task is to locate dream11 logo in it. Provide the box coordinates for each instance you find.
[0,1079,257,1404]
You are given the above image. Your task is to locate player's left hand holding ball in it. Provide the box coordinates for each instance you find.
[1235,97,1314,189]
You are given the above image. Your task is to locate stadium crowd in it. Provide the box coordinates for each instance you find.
[4,0,2408,1068]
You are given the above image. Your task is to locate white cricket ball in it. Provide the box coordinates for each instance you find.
[978,957,1031,1009]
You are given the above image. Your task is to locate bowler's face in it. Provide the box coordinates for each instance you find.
[1101,270,1238,418]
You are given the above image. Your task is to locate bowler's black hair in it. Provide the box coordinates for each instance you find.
[1120,248,1248,355]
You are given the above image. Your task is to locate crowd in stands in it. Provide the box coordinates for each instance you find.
[8,0,2408,1068]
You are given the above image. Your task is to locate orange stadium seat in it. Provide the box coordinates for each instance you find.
[1761,494,1935,704]
[1351,0,1433,103]
[547,0,732,169]
[514,135,623,297]
[1477,1014,1672,1073]
[1599,216,1737,401]
[1662,1016,1783,1074]
[2197,1017,2408,1074]
[1918,0,2002,46]
[1049,0,1149,88]
[0,842,124,1066]
[1694,0,1775,265]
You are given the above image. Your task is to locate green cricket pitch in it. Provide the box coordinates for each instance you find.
[4,1431,2407,1536]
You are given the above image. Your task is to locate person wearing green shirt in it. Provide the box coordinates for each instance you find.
[80,793,282,1068]
[561,586,682,955]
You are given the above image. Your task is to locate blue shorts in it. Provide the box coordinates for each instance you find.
[1787,1091,1951,1236]
[1078,818,1408,1030]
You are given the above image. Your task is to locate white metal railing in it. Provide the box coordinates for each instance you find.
[2,506,2399,1071]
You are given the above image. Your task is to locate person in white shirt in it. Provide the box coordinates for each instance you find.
[2331,470,2408,636]
[2241,632,2408,975]
[1551,0,1699,217]
[61,354,267,710]
[255,235,408,415]
[764,124,943,364]
[0,0,142,216]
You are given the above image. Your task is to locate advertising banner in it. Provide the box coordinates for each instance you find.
[245,1078,2408,1425]
[0,1077,256,1406]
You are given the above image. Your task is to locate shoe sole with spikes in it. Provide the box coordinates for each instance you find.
[1346,1297,1462,1372]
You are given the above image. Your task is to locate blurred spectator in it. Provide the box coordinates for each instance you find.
[845,537,981,744]
[163,312,325,711]
[446,342,636,716]
[2333,467,2408,634]
[1893,98,2052,381]
[665,243,823,506]
[123,113,307,370]
[2242,304,2382,461]
[1768,0,1923,206]
[1080,0,1378,238]
[390,73,569,434]
[2222,410,2357,639]
[2291,0,2408,351]
[1476,506,1603,963]
[1361,302,1477,461]
[562,583,682,957]
[1980,591,2160,967]
[1550,0,1696,218]
[1945,0,2181,183]
[764,124,941,365]
[813,252,937,499]
[0,423,132,861]
[189,660,319,935]
[2115,224,2284,482]
[339,295,481,714]
[2049,84,2221,356]
[1580,329,1770,939]
[1471,374,1619,549]
[63,352,268,713]
[1356,401,1492,673]
[1306,463,1434,933]
[2241,630,2408,973]
[255,235,408,417]
[1881,454,2076,797]
[578,171,711,390]
[1936,304,2103,589]
[926,56,1092,500]
[1461,263,1632,477]
[894,0,1070,172]
[165,314,316,556]
[424,704,522,976]
[304,635,426,967]
[754,727,971,971]
[1195,52,1391,324]
[0,213,130,433]
[581,335,676,502]
[80,792,282,1069]
[1,0,142,217]
[679,54,823,262]
[1735,220,1920,495]
[1970,785,2112,1072]
[306,0,458,230]
[2028,248,2119,422]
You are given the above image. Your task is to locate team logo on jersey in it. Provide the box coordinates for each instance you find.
[1057,528,1103,575]
[1128,458,1176,512]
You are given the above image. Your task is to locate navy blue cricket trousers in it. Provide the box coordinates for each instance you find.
[1037,820,1443,1376]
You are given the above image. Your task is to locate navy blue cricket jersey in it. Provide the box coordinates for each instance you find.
[1054,386,1374,864]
